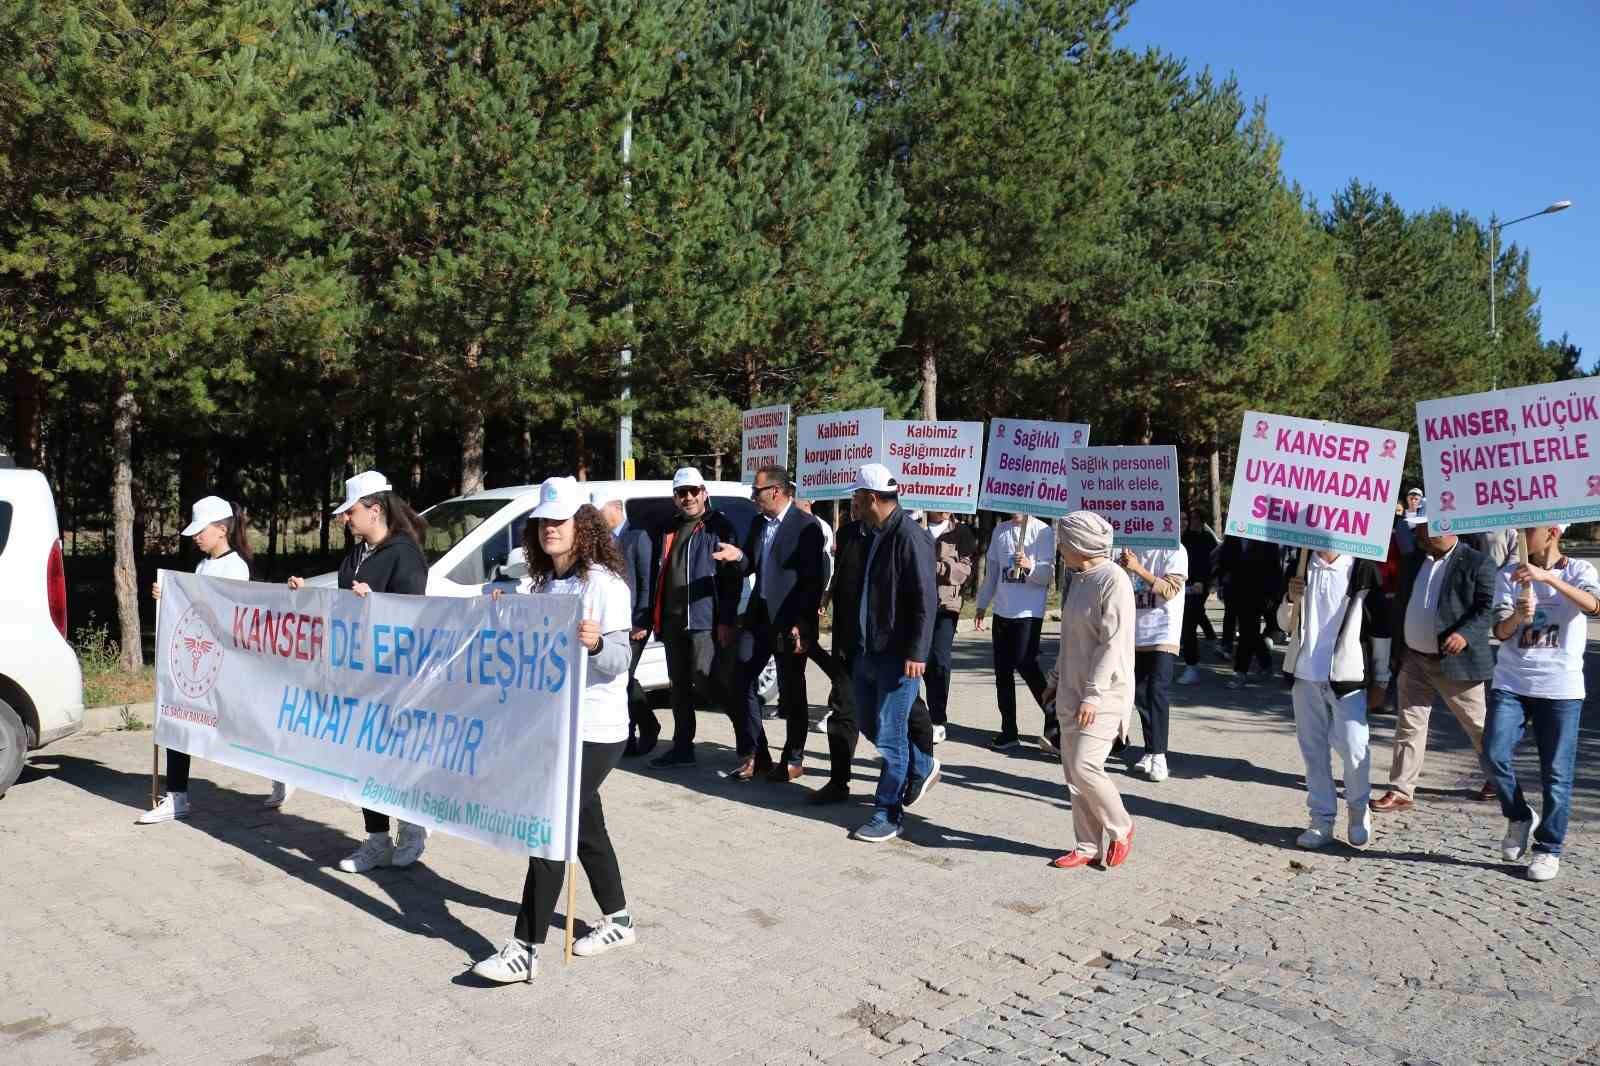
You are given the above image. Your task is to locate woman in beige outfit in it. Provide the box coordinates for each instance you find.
[1044,511,1137,869]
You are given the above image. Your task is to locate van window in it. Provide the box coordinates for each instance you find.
[0,501,11,557]
[419,499,506,564]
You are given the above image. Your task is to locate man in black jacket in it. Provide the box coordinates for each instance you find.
[712,466,826,782]
[593,489,659,758]
[847,464,939,843]
[1371,507,1495,812]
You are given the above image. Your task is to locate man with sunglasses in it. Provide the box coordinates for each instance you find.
[647,468,743,769]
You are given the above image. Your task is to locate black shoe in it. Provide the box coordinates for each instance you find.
[649,748,696,770]
[989,732,1021,751]
[635,727,660,758]
[623,736,640,758]
[903,759,941,809]
[808,781,851,805]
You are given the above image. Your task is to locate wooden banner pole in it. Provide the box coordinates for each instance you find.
[564,860,577,964]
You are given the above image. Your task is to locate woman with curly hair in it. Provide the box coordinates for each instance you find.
[474,476,638,984]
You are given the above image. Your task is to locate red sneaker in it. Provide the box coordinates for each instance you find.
[1051,851,1095,869]
[1106,824,1136,868]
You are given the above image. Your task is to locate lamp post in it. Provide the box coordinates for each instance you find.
[1489,199,1572,389]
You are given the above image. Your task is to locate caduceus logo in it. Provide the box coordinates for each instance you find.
[167,606,224,702]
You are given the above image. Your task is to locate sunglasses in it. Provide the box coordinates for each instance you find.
[751,484,779,497]
[673,487,703,498]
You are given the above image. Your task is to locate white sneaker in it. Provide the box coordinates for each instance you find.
[392,822,428,867]
[573,916,637,957]
[809,711,832,734]
[1176,666,1202,686]
[1133,754,1154,777]
[1347,808,1371,849]
[932,725,947,745]
[339,834,394,873]
[1296,825,1333,850]
[264,781,294,808]
[1501,812,1540,862]
[1527,853,1560,882]
[136,792,190,825]
[473,939,537,983]
[1148,754,1169,783]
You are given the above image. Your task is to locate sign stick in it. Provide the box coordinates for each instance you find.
[564,860,577,964]
[151,593,160,808]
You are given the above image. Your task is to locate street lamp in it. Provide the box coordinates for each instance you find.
[1489,199,1572,389]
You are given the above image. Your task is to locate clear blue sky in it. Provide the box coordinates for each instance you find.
[1118,0,1597,371]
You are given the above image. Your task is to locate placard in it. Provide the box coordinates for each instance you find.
[976,418,1092,516]
[1224,411,1407,561]
[797,407,882,500]
[1062,445,1180,548]
[740,404,791,484]
[1416,379,1600,533]
[882,419,984,514]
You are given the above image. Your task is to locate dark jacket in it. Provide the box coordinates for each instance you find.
[860,507,936,662]
[1182,528,1218,585]
[1217,536,1282,606]
[336,537,366,589]
[616,522,654,631]
[1279,557,1392,695]
[1391,540,1496,682]
[652,508,741,635]
[738,504,827,638]
[351,534,428,595]
[830,520,872,658]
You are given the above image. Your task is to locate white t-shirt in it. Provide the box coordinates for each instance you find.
[1492,557,1600,700]
[195,552,250,580]
[520,564,632,744]
[1294,554,1354,683]
[1132,547,1188,648]
[977,518,1055,619]
[1403,545,1456,654]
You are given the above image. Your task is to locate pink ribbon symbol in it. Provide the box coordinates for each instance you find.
[1253,420,1268,440]
[1072,430,1083,444]
[1438,491,1456,513]
[1380,439,1397,459]
[994,423,1006,439]
[1162,517,1173,531]
[1587,475,1600,497]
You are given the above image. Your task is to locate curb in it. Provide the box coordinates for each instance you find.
[82,702,154,732]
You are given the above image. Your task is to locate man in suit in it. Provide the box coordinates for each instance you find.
[593,489,659,757]
[713,466,827,782]
[1371,505,1496,812]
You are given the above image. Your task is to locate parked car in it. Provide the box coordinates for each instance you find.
[0,457,85,796]
[308,479,774,700]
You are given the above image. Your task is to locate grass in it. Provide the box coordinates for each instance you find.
[74,620,157,708]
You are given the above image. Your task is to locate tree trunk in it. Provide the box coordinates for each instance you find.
[713,452,723,481]
[519,425,534,482]
[461,408,485,496]
[12,365,44,468]
[407,421,423,498]
[1137,406,1153,445]
[178,442,209,570]
[1209,444,1223,534]
[573,424,589,481]
[919,344,938,421]
[319,447,333,554]
[110,377,143,670]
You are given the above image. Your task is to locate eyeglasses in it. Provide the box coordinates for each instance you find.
[751,484,779,498]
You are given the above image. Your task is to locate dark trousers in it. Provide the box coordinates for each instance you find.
[625,638,656,742]
[1221,593,1237,646]
[515,740,626,945]
[166,749,191,792]
[825,648,933,788]
[1232,603,1271,675]
[1134,649,1176,755]
[1181,587,1215,666]
[924,610,959,726]
[736,622,808,766]
[992,615,1047,737]
[661,628,722,756]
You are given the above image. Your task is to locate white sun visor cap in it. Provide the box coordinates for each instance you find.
[671,467,706,491]
[589,487,622,509]
[181,495,234,536]
[530,476,585,521]
[332,470,394,515]
[850,463,898,494]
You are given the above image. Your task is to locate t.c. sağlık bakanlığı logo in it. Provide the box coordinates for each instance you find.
[167,606,225,702]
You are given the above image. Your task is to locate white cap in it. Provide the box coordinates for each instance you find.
[672,467,706,491]
[589,487,622,509]
[1405,486,1424,498]
[850,463,898,494]
[181,495,234,536]
[530,476,584,521]
[332,470,393,515]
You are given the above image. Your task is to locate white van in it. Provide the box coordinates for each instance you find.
[311,479,769,696]
[0,458,85,795]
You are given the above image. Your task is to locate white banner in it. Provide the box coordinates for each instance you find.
[740,404,791,485]
[976,418,1091,516]
[1061,446,1181,548]
[1416,379,1600,534]
[1225,411,1408,561]
[882,419,984,514]
[797,407,883,500]
[154,573,583,859]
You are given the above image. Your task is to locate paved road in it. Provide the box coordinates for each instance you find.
[2,617,1593,1066]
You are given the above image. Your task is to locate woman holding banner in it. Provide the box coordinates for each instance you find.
[473,476,637,984]
[140,496,293,822]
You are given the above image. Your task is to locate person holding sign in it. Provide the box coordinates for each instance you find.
[974,514,1056,751]
[1482,524,1600,882]
[474,478,638,982]
[140,495,292,823]
[1043,512,1136,870]
[1119,546,1187,782]
[924,511,978,743]
[1278,552,1391,849]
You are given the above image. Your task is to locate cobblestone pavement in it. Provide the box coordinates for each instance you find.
[2,615,1594,1066]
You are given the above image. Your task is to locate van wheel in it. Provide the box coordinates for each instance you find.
[0,700,26,798]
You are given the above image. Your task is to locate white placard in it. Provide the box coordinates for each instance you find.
[1224,411,1408,561]
[1061,445,1181,548]
[740,404,791,485]
[1416,379,1600,534]
[154,573,583,859]
[796,407,883,500]
[976,418,1091,516]
[882,420,984,514]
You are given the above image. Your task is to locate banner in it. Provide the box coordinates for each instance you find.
[1224,411,1407,561]
[1061,445,1181,548]
[882,419,984,514]
[1416,379,1600,534]
[976,418,1091,516]
[797,407,883,500]
[740,404,791,485]
[154,573,584,859]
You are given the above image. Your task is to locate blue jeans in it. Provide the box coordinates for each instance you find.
[1481,689,1583,856]
[853,652,934,824]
